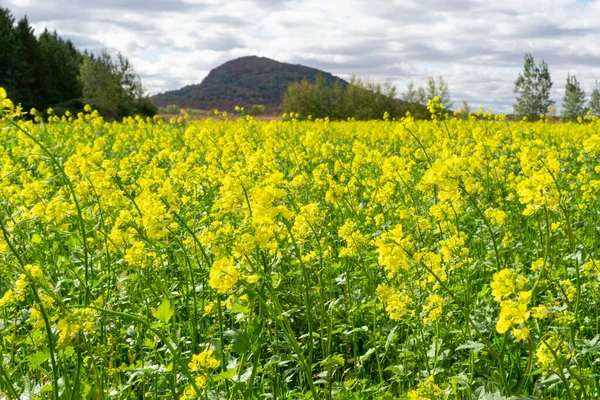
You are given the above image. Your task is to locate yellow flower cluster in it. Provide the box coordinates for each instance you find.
[179,376,208,400]
[0,265,43,307]
[422,294,444,324]
[491,269,532,340]
[407,376,443,399]
[188,348,221,371]
[376,284,412,320]
[56,308,98,346]
[209,257,240,294]
[535,333,571,368]
[338,220,366,257]
[375,224,412,278]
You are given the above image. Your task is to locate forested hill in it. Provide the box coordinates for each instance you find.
[151,56,347,113]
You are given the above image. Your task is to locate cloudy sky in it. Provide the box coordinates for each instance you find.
[6,0,600,112]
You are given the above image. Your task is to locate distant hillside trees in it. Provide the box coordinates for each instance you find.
[513,53,554,120]
[0,6,155,119]
[151,56,348,113]
[562,74,586,121]
[283,75,428,120]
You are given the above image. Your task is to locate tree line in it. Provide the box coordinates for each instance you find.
[512,53,599,121]
[0,7,156,119]
[283,53,600,122]
[282,71,461,121]
[283,75,431,121]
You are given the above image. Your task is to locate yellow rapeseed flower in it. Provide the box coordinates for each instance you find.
[209,257,240,293]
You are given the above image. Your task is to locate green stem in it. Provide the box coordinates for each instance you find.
[0,346,19,399]
[87,306,202,394]
[216,295,230,397]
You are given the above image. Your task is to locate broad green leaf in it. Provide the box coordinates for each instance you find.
[153,298,174,324]
[320,353,345,369]
[27,351,50,367]
[213,368,235,381]
[229,303,250,314]
[224,329,251,353]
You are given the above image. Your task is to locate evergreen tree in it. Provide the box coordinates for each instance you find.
[562,73,586,121]
[0,8,17,98]
[513,53,554,120]
[0,5,153,118]
[39,30,82,107]
[13,16,42,109]
[589,81,600,117]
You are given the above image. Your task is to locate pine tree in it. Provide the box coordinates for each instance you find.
[589,81,600,117]
[562,73,586,121]
[13,16,42,109]
[513,53,554,120]
[0,8,17,98]
[39,30,82,107]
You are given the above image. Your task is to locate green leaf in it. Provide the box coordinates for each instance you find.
[61,346,75,359]
[213,368,236,381]
[27,351,50,367]
[320,353,345,369]
[40,384,53,393]
[153,298,174,324]
[385,326,397,352]
[224,329,251,353]
[229,303,250,314]
[455,341,485,353]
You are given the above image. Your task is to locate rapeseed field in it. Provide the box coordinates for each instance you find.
[1,89,600,399]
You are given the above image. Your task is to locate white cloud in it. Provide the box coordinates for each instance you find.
[9,0,600,112]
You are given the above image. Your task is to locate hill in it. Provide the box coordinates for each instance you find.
[151,56,347,113]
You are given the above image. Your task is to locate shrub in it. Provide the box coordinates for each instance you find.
[165,104,180,114]
[249,104,265,116]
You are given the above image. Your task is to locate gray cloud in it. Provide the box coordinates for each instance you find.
[7,0,600,112]
[196,36,246,51]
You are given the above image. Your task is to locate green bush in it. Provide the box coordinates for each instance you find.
[249,104,265,116]
[165,104,180,114]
